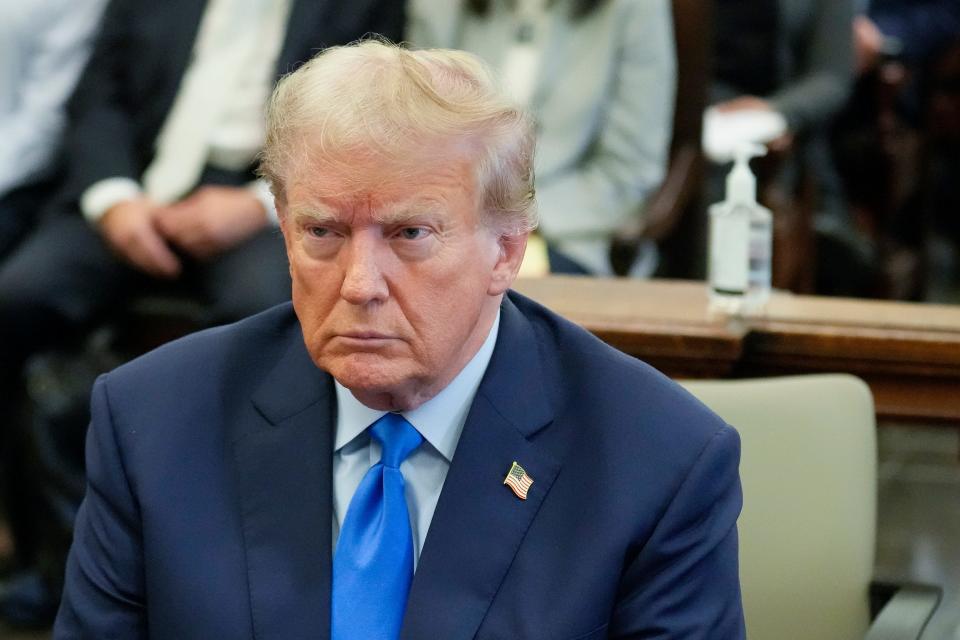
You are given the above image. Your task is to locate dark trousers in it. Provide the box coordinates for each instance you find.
[0,180,54,262]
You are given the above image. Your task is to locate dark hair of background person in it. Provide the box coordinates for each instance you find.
[466,0,610,21]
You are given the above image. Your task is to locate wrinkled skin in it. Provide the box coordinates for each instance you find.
[279,159,527,411]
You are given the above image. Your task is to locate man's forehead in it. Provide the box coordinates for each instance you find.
[286,158,479,219]
[288,192,453,222]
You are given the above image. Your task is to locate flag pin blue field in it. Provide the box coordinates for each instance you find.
[503,461,534,500]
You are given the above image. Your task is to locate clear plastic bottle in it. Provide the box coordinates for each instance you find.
[708,201,750,315]
[708,144,772,315]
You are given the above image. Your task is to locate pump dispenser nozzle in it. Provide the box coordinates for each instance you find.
[709,141,773,315]
[726,143,767,205]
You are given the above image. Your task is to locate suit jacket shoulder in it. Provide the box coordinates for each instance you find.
[400,291,745,639]
[100,303,305,428]
[505,289,731,453]
[57,302,338,638]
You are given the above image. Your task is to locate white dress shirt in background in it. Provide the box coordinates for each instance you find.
[81,0,292,223]
[332,312,501,568]
[0,0,107,199]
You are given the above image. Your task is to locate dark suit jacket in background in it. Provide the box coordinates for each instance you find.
[55,291,744,639]
[57,0,404,206]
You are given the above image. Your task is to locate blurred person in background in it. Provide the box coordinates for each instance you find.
[712,0,854,149]
[0,0,107,626]
[0,0,402,628]
[854,0,960,76]
[710,0,865,295]
[0,0,107,260]
[407,0,676,276]
[834,0,960,299]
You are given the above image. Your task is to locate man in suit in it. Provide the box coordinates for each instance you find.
[0,0,402,627]
[56,42,745,638]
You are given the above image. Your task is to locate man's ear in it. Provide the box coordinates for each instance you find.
[488,232,529,296]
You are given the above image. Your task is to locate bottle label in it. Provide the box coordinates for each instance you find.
[748,220,772,290]
[710,211,750,295]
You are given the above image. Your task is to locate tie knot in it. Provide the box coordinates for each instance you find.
[371,413,423,469]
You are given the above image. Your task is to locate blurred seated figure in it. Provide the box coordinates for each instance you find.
[712,0,854,151]
[851,0,960,129]
[407,0,676,275]
[834,0,960,299]
[0,0,402,628]
[855,0,960,75]
[0,0,107,260]
[926,41,960,282]
[709,0,860,294]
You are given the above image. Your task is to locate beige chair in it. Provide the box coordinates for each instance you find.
[680,375,939,640]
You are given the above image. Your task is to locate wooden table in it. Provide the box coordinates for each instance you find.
[513,277,960,424]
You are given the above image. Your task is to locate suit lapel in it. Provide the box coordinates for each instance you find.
[161,0,208,102]
[233,333,336,640]
[402,296,562,640]
[277,0,400,76]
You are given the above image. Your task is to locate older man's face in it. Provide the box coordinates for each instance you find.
[280,160,525,411]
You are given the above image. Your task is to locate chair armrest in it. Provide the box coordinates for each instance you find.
[609,145,703,275]
[642,145,703,241]
[865,581,941,640]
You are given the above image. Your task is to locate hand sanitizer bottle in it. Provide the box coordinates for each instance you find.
[708,144,772,315]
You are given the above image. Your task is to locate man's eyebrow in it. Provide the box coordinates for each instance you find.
[287,200,447,225]
[373,201,445,225]
[289,204,338,223]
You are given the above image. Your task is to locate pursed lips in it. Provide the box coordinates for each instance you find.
[338,331,395,340]
[332,331,401,348]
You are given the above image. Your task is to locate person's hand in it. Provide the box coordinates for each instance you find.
[854,15,885,75]
[155,186,268,259]
[714,95,794,153]
[99,198,182,278]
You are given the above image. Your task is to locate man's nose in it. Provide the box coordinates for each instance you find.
[340,234,389,305]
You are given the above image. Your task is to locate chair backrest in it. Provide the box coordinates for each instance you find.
[680,375,877,640]
[669,0,710,158]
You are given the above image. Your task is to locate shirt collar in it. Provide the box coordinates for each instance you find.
[334,311,500,461]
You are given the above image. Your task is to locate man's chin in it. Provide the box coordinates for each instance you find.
[324,355,415,398]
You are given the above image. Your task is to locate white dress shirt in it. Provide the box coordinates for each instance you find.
[80,0,291,223]
[333,311,501,568]
[0,0,107,198]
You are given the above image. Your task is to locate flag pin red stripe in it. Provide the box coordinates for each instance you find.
[503,461,533,500]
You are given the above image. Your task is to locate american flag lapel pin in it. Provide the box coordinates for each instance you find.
[503,461,533,500]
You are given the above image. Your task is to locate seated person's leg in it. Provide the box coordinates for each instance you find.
[0,182,48,262]
[198,225,291,324]
[0,211,142,626]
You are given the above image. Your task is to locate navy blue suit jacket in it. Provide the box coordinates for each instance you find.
[56,292,745,639]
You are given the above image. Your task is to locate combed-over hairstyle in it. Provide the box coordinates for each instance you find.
[259,39,538,235]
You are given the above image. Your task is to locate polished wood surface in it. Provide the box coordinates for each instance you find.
[514,277,960,423]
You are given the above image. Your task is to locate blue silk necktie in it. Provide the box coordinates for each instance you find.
[332,413,423,640]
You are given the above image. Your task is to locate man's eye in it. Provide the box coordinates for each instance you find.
[398,227,429,240]
[307,226,330,238]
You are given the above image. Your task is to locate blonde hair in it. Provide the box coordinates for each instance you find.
[259,39,538,235]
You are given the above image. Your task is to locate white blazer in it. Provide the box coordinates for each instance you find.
[407,0,676,272]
